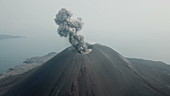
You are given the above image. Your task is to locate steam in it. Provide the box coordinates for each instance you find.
[54,8,92,54]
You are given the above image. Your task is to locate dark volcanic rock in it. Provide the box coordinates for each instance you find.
[1,44,170,96]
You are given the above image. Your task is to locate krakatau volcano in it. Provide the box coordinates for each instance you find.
[1,44,170,96]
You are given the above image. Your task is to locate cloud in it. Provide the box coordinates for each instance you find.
[54,8,92,54]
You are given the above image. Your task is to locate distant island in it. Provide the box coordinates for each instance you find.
[0,52,57,79]
[0,35,24,40]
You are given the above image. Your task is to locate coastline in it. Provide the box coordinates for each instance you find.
[0,52,57,80]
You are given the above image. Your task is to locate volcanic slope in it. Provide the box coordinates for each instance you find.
[3,44,170,96]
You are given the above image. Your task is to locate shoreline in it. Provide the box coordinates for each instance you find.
[0,52,57,80]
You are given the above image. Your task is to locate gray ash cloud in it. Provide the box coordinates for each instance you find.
[54,8,92,54]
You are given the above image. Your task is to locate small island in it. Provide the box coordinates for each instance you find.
[0,35,23,40]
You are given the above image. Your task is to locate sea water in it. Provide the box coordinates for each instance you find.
[0,36,67,73]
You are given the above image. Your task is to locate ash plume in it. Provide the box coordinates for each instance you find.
[54,8,92,54]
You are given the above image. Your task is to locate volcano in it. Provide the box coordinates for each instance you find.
[1,44,170,96]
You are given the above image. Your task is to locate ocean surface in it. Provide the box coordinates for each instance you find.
[0,36,67,74]
[1,36,169,74]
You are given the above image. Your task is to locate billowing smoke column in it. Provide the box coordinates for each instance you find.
[54,8,92,54]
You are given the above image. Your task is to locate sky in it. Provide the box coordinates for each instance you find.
[0,0,170,64]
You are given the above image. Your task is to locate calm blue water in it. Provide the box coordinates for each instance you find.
[0,36,68,73]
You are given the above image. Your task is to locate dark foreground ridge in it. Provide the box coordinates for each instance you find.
[1,44,170,96]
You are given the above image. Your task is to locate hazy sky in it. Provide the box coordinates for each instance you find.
[0,0,170,64]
